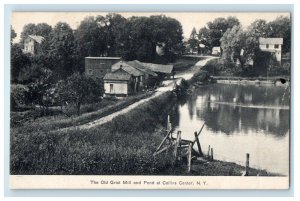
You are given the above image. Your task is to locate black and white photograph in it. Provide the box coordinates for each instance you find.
[9,11,291,189]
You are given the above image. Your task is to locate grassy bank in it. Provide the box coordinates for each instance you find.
[11,92,176,175]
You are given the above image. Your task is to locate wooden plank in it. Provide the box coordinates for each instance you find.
[245,153,250,176]
[173,131,181,165]
[187,143,192,173]
[196,123,205,137]
[194,131,203,156]
[153,141,174,156]
[155,130,172,153]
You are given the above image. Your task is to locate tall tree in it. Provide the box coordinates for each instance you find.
[200,16,240,50]
[48,22,75,79]
[188,27,199,54]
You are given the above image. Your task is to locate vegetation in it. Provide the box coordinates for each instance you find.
[10,92,175,175]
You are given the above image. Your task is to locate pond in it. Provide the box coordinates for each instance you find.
[168,83,290,175]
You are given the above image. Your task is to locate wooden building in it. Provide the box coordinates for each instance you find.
[85,57,121,79]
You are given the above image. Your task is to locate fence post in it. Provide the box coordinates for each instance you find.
[173,131,181,165]
[187,143,192,173]
[194,131,203,156]
[207,145,211,158]
[210,148,214,161]
[245,153,250,176]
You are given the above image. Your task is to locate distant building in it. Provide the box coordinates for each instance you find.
[23,35,44,55]
[85,57,121,79]
[259,38,283,63]
[212,47,221,56]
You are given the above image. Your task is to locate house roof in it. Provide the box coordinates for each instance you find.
[28,35,45,44]
[112,61,145,77]
[85,57,121,60]
[259,38,283,45]
[126,61,158,76]
[135,61,174,74]
[103,68,131,81]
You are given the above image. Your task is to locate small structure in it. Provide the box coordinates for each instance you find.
[85,57,121,79]
[259,38,283,63]
[212,46,221,56]
[23,35,44,55]
[103,68,134,97]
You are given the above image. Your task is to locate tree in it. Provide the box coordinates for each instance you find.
[74,16,107,57]
[11,43,31,82]
[48,22,75,79]
[123,15,183,62]
[220,25,245,62]
[266,16,291,53]
[60,73,103,116]
[11,26,17,44]
[199,16,240,50]
[188,27,199,54]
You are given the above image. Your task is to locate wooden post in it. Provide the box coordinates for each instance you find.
[245,153,250,176]
[167,115,171,132]
[210,148,214,161]
[187,143,192,173]
[173,131,181,165]
[207,145,211,158]
[194,131,203,156]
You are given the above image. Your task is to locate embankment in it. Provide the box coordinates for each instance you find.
[10,91,176,175]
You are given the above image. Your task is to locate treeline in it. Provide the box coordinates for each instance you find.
[187,15,291,76]
[11,13,184,83]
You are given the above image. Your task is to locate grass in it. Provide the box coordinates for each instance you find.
[10,92,176,175]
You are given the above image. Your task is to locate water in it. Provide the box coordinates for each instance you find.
[169,83,290,175]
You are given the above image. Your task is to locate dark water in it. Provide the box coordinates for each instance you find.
[169,83,290,175]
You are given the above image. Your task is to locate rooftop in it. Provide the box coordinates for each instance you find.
[85,57,121,60]
[259,38,283,45]
[103,68,131,81]
[136,61,174,74]
[28,35,44,44]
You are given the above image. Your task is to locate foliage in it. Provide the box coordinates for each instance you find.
[19,23,52,47]
[201,16,240,50]
[123,15,184,62]
[10,43,31,82]
[48,22,75,79]
[187,27,199,54]
[59,73,104,116]
[11,26,17,44]
[10,84,29,110]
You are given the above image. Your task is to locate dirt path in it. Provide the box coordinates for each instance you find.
[60,56,216,132]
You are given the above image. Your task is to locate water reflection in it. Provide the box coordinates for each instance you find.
[170,83,290,175]
[184,84,289,137]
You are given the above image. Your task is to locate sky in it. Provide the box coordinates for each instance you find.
[11,12,290,43]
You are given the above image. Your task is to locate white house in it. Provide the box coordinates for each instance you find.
[103,68,133,97]
[259,38,283,63]
[23,35,44,55]
[212,47,221,56]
